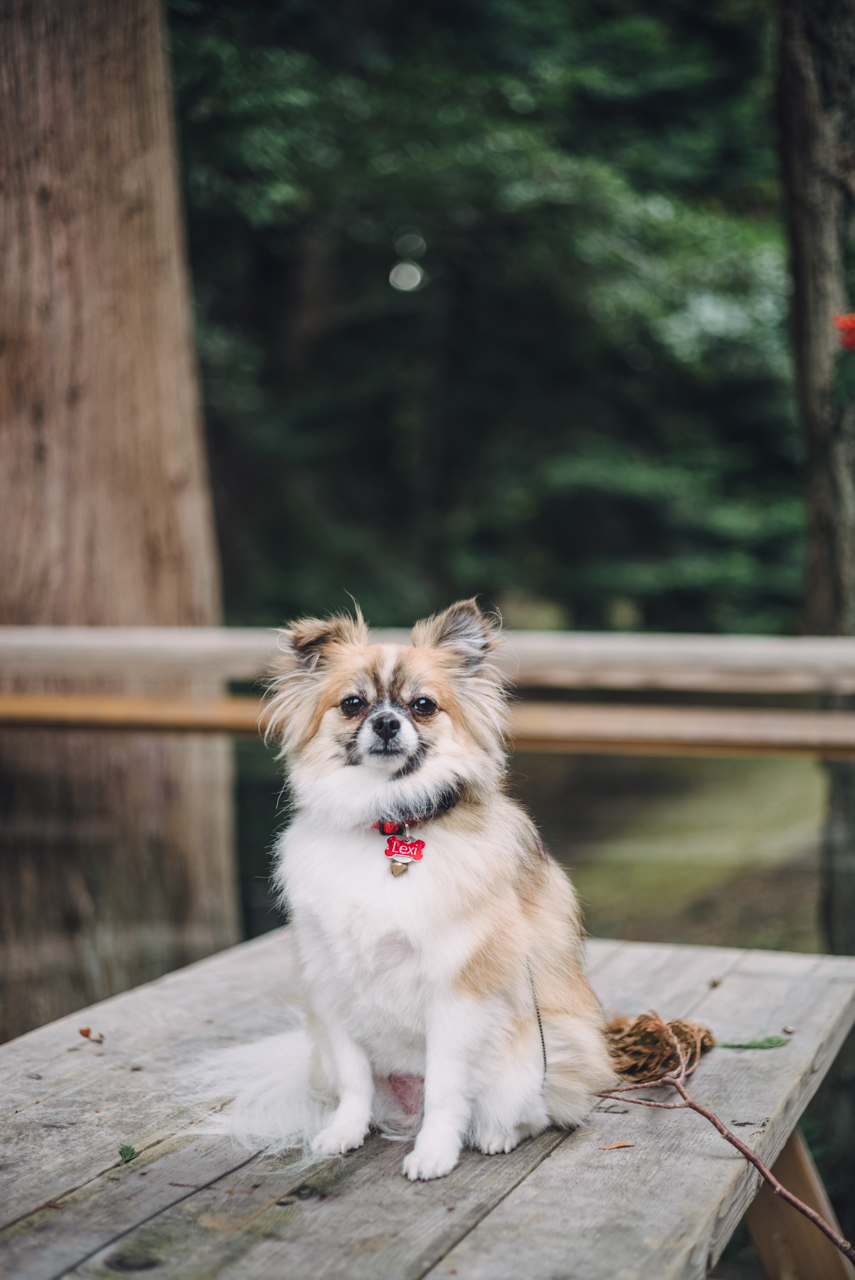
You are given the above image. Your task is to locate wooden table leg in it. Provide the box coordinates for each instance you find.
[745,1128,855,1280]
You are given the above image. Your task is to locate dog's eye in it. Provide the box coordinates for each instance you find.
[411,696,437,717]
[340,696,366,717]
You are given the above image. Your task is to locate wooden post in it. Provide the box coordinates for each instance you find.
[0,0,239,1041]
[746,1129,855,1280]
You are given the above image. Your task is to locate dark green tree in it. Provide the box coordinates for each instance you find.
[169,0,802,634]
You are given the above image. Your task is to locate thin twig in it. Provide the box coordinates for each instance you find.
[665,1075,855,1264]
[597,1033,855,1266]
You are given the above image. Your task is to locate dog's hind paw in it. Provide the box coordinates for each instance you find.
[402,1139,460,1181]
[474,1127,523,1155]
[311,1122,368,1157]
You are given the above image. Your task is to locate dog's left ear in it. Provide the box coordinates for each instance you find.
[411,599,500,670]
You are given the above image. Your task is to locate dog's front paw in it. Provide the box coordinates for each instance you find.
[311,1122,368,1157]
[402,1138,460,1182]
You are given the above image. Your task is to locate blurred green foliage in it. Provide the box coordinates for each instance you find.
[169,0,802,632]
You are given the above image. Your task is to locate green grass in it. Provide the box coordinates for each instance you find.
[514,754,826,954]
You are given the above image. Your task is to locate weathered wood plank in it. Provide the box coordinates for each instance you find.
[6,696,855,760]
[0,930,299,1117]
[0,1136,288,1280]
[502,631,855,694]
[3,932,854,1280]
[511,703,855,759]
[64,1131,568,1280]
[40,935,728,1280]
[0,933,616,1240]
[0,936,615,1245]
[0,627,281,686]
[591,938,746,1020]
[584,938,627,975]
[1,941,745,1279]
[0,939,614,1132]
[0,692,264,733]
[425,948,855,1280]
[7,626,855,693]
[0,930,300,1229]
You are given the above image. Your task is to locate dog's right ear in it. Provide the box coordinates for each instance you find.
[265,609,369,752]
[276,610,369,673]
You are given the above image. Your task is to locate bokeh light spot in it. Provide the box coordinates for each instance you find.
[394,230,426,257]
[389,261,425,291]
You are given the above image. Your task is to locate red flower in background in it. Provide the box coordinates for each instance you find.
[833,314,855,350]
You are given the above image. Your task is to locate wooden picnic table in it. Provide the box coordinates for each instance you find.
[3,929,855,1280]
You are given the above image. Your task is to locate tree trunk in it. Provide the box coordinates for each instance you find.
[778,0,855,951]
[778,0,855,1235]
[0,0,239,1042]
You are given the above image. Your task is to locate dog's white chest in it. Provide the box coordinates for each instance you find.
[371,930,418,970]
[306,917,428,1071]
[279,828,441,1061]
[323,915,426,1006]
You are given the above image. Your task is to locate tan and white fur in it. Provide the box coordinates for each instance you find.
[230,599,614,1181]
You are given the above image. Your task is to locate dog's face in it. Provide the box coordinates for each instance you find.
[332,645,454,775]
[265,600,506,815]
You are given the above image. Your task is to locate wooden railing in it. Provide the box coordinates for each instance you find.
[5,626,855,690]
[3,627,855,757]
[3,691,855,758]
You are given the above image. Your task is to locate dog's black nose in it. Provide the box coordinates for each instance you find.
[373,714,400,743]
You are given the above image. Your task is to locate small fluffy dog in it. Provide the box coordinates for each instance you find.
[244,599,613,1181]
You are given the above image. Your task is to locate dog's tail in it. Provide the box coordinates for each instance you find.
[193,1019,424,1154]
[195,1018,337,1154]
[542,1014,618,1128]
